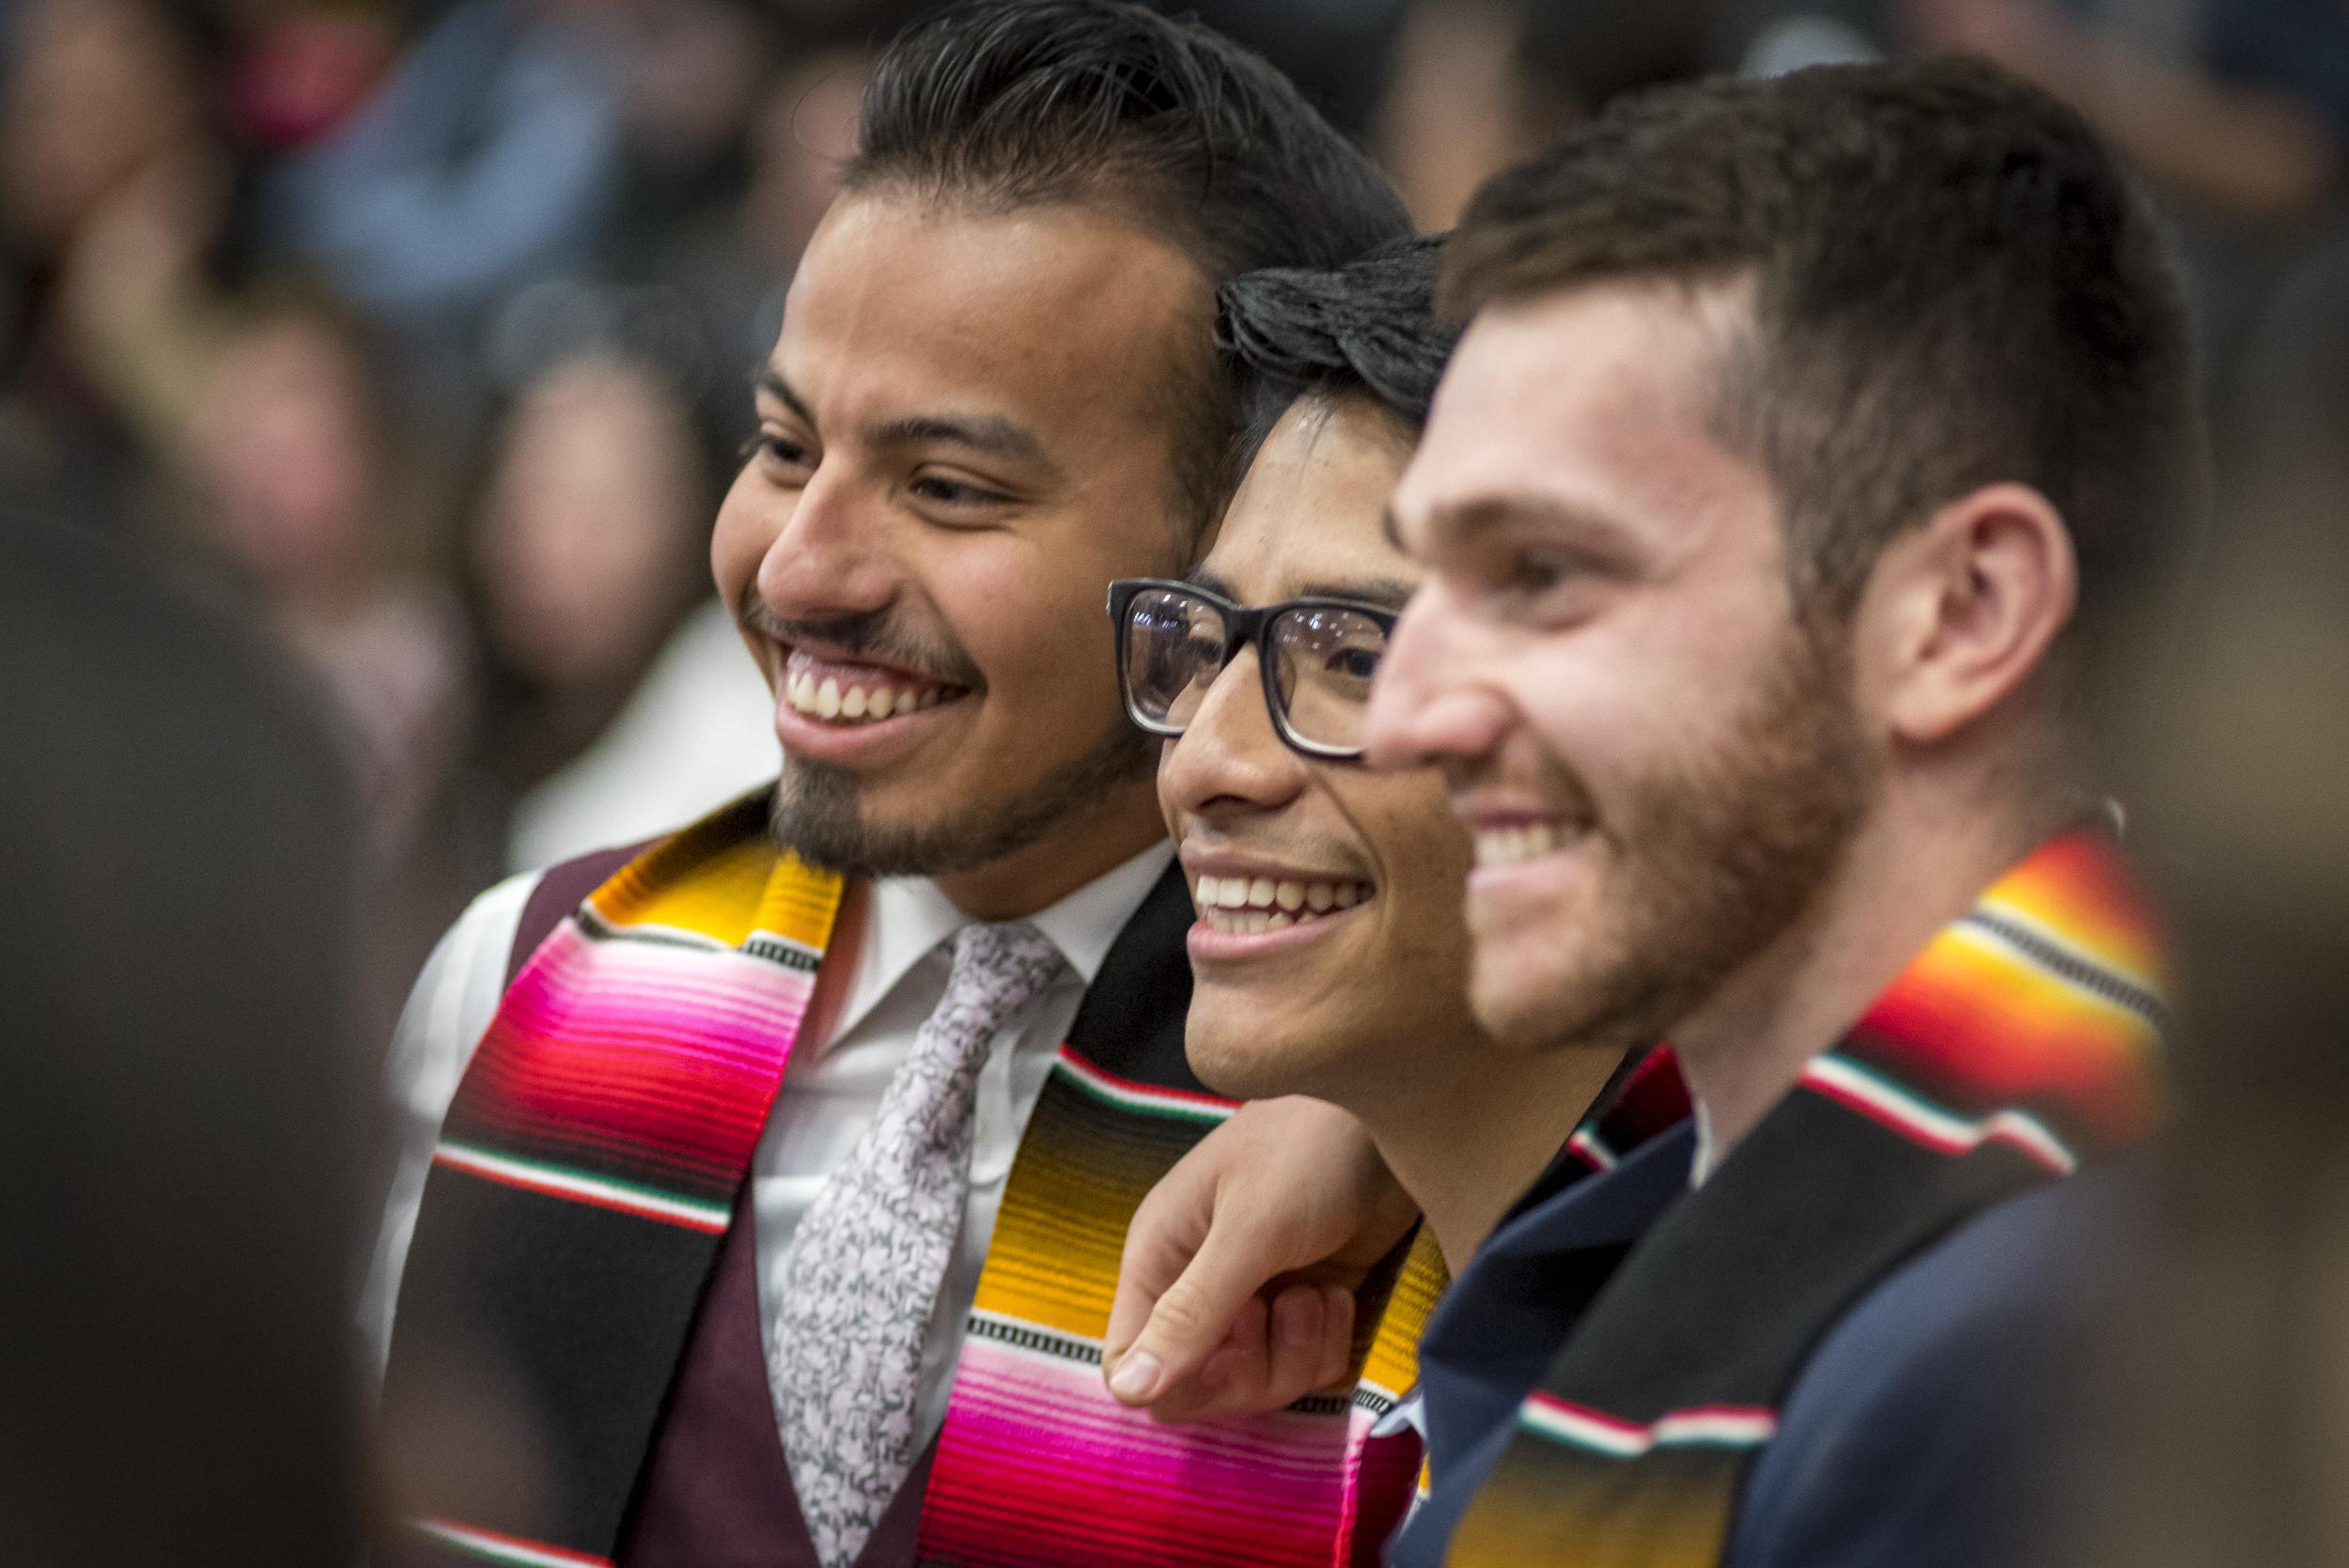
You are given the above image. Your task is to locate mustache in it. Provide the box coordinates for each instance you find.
[738,598,985,691]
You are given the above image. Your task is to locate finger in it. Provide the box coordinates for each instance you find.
[1314,1282,1357,1391]
[1105,1179,1211,1370]
[1258,1282,1332,1411]
[1145,1296,1264,1424]
[1108,1218,1294,1406]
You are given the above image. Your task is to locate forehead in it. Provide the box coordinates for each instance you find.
[1207,396,1417,599]
[777,194,1209,447]
[1399,280,1768,549]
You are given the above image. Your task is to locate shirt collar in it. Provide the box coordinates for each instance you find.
[829,842,1175,1047]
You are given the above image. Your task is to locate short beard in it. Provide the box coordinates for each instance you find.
[768,710,1155,879]
[1482,617,1875,1053]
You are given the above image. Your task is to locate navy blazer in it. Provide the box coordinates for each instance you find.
[1396,1133,2126,1567]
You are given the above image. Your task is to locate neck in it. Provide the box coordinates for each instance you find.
[1672,769,2081,1165]
[933,776,1168,919]
[1349,1038,1627,1274]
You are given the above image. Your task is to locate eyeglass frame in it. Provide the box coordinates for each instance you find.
[1104,576,1399,761]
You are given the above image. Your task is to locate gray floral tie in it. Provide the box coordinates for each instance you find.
[770,919,1067,1568]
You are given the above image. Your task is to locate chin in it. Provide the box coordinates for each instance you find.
[1470,941,1589,1052]
[1183,1005,1319,1103]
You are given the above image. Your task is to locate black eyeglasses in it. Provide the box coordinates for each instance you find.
[1106,578,1397,759]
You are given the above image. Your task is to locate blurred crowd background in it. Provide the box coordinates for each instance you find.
[8,1,2349,1563]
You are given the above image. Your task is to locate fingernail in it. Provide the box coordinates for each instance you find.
[1109,1350,1162,1402]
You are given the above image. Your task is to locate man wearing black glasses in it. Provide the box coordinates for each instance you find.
[1114,240,1627,1290]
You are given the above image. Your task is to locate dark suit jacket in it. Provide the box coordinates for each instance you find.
[1400,1129,2124,1567]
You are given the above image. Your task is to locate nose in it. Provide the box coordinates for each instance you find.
[1364,579,1513,773]
[727,461,900,625]
[1159,647,1307,825]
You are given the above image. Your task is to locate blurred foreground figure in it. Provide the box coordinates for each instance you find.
[0,514,366,1567]
[2039,485,2349,1568]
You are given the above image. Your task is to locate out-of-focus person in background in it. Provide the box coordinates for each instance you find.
[253,0,618,334]
[468,347,775,871]
[1,511,367,1568]
[185,284,470,862]
[1369,0,1882,231]
[0,0,231,526]
[179,280,487,1045]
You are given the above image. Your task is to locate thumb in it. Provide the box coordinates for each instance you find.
[1104,1220,1279,1407]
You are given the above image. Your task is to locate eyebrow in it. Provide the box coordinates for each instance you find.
[1295,577,1415,612]
[870,413,1052,470]
[1184,566,1414,613]
[755,366,812,426]
[1418,491,1641,561]
[756,366,1055,474]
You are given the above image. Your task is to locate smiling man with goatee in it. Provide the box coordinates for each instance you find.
[360,7,1426,1568]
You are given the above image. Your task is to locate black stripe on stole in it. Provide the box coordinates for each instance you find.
[381,1162,731,1553]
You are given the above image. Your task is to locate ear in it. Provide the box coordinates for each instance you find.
[1859,482,2078,747]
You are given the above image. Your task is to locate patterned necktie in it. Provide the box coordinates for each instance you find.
[770,919,1068,1568]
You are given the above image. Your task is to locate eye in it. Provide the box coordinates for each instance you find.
[1326,645,1381,681]
[908,473,1012,509]
[1501,550,1576,594]
[741,430,815,475]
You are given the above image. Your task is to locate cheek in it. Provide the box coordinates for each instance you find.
[708,476,773,604]
[1504,612,1766,788]
[939,539,1127,707]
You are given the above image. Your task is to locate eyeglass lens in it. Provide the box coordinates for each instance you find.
[1267,606,1386,751]
[1121,587,1387,752]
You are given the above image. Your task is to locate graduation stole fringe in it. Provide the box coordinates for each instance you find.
[383,792,844,1568]
[1447,830,2168,1567]
[916,1049,1449,1568]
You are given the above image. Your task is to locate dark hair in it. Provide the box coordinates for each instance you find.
[1443,56,2204,672]
[845,0,1413,531]
[1218,235,1456,469]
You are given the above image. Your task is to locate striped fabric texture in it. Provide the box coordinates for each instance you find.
[382,794,844,1567]
[1443,829,2167,1567]
[385,793,1442,1568]
[916,1047,1449,1567]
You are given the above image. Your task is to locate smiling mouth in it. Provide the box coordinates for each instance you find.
[1472,820,1588,867]
[779,647,970,727]
[1191,873,1375,934]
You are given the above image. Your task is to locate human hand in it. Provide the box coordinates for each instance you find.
[1102,1095,1418,1422]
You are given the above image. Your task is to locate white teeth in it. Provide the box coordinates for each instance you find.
[1474,822,1572,868]
[1192,874,1375,931]
[784,668,945,725]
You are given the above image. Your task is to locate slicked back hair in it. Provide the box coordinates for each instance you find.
[844,0,1413,536]
[1443,57,2204,680]
[1218,235,1457,470]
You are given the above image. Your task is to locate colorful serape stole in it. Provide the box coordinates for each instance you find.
[381,792,844,1568]
[1446,828,2167,1567]
[915,1043,1451,1568]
